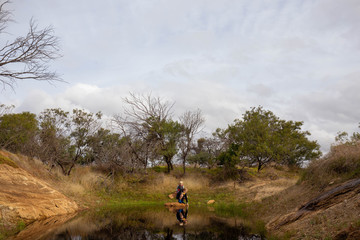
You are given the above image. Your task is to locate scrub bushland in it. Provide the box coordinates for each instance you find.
[300,141,360,189]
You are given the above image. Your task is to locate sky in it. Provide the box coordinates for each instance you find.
[1,0,360,152]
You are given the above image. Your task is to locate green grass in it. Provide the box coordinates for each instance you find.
[16,221,26,232]
[0,220,27,240]
[0,154,18,168]
[214,202,248,218]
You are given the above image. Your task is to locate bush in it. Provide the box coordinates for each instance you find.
[301,141,360,188]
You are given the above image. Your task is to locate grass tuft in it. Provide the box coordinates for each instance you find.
[0,152,18,168]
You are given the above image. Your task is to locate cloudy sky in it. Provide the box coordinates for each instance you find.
[1,0,360,152]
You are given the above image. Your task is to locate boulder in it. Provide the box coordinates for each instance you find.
[0,164,78,227]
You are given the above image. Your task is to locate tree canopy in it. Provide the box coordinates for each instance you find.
[223,106,321,171]
[0,102,323,176]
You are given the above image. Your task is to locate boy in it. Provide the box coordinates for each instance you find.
[175,181,188,204]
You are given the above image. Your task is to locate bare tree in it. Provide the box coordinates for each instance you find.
[112,92,175,171]
[0,103,14,116]
[179,109,205,174]
[0,1,62,89]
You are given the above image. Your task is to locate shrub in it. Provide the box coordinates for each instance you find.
[301,141,360,188]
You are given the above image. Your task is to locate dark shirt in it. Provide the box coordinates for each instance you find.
[176,185,185,193]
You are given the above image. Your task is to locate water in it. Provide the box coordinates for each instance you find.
[12,205,265,240]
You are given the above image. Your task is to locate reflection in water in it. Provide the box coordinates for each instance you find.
[176,207,188,226]
[13,206,264,240]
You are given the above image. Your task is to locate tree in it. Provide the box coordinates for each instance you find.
[335,123,360,145]
[67,109,102,175]
[275,119,321,166]
[179,109,205,174]
[87,128,130,175]
[0,112,38,155]
[0,103,14,116]
[38,108,71,173]
[188,136,224,169]
[113,92,176,171]
[226,106,321,171]
[150,119,183,173]
[0,1,61,89]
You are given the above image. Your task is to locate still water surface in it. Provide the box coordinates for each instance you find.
[13,205,265,240]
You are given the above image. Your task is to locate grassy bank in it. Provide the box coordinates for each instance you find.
[2,149,299,210]
[2,140,360,239]
[0,150,311,239]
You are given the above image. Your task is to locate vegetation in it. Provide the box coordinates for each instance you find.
[0,152,17,168]
[0,1,358,239]
[220,106,321,172]
[301,125,360,189]
[0,99,320,180]
[0,112,38,156]
[0,0,62,89]
[251,123,360,239]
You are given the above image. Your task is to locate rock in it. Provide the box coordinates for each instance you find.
[164,202,187,209]
[207,200,215,205]
[0,164,78,227]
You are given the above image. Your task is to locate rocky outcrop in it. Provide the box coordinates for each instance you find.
[164,202,187,209]
[267,178,360,230]
[0,163,78,227]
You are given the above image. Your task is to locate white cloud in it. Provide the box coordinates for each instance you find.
[1,0,359,152]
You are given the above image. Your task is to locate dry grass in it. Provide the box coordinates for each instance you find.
[1,149,107,206]
[301,141,360,189]
[256,143,360,239]
[268,188,360,239]
[114,170,211,198]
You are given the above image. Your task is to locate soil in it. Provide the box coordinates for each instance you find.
[0,163,78,227]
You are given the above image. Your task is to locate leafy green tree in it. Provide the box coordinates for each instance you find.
[67,109,102,175]
[149,118,183,173]
[226,106,321,171]
[275,119,321,166]
[87,128,130,175]
[188,137,224,169]
[38,108,71,174]
[0,112,38,155]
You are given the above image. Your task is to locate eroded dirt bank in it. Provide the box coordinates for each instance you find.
[266,178,360,239]
[0,160,78,228]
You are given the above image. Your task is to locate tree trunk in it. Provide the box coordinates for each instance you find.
[165,156,171,173]
[66,162,75,176]
[257,161,262,172]
[167,161,171,173]
[183,157,186,175]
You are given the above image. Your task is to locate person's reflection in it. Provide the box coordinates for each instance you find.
[176,206,188,226]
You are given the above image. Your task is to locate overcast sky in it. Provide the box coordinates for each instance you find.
[1,0,360,152]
